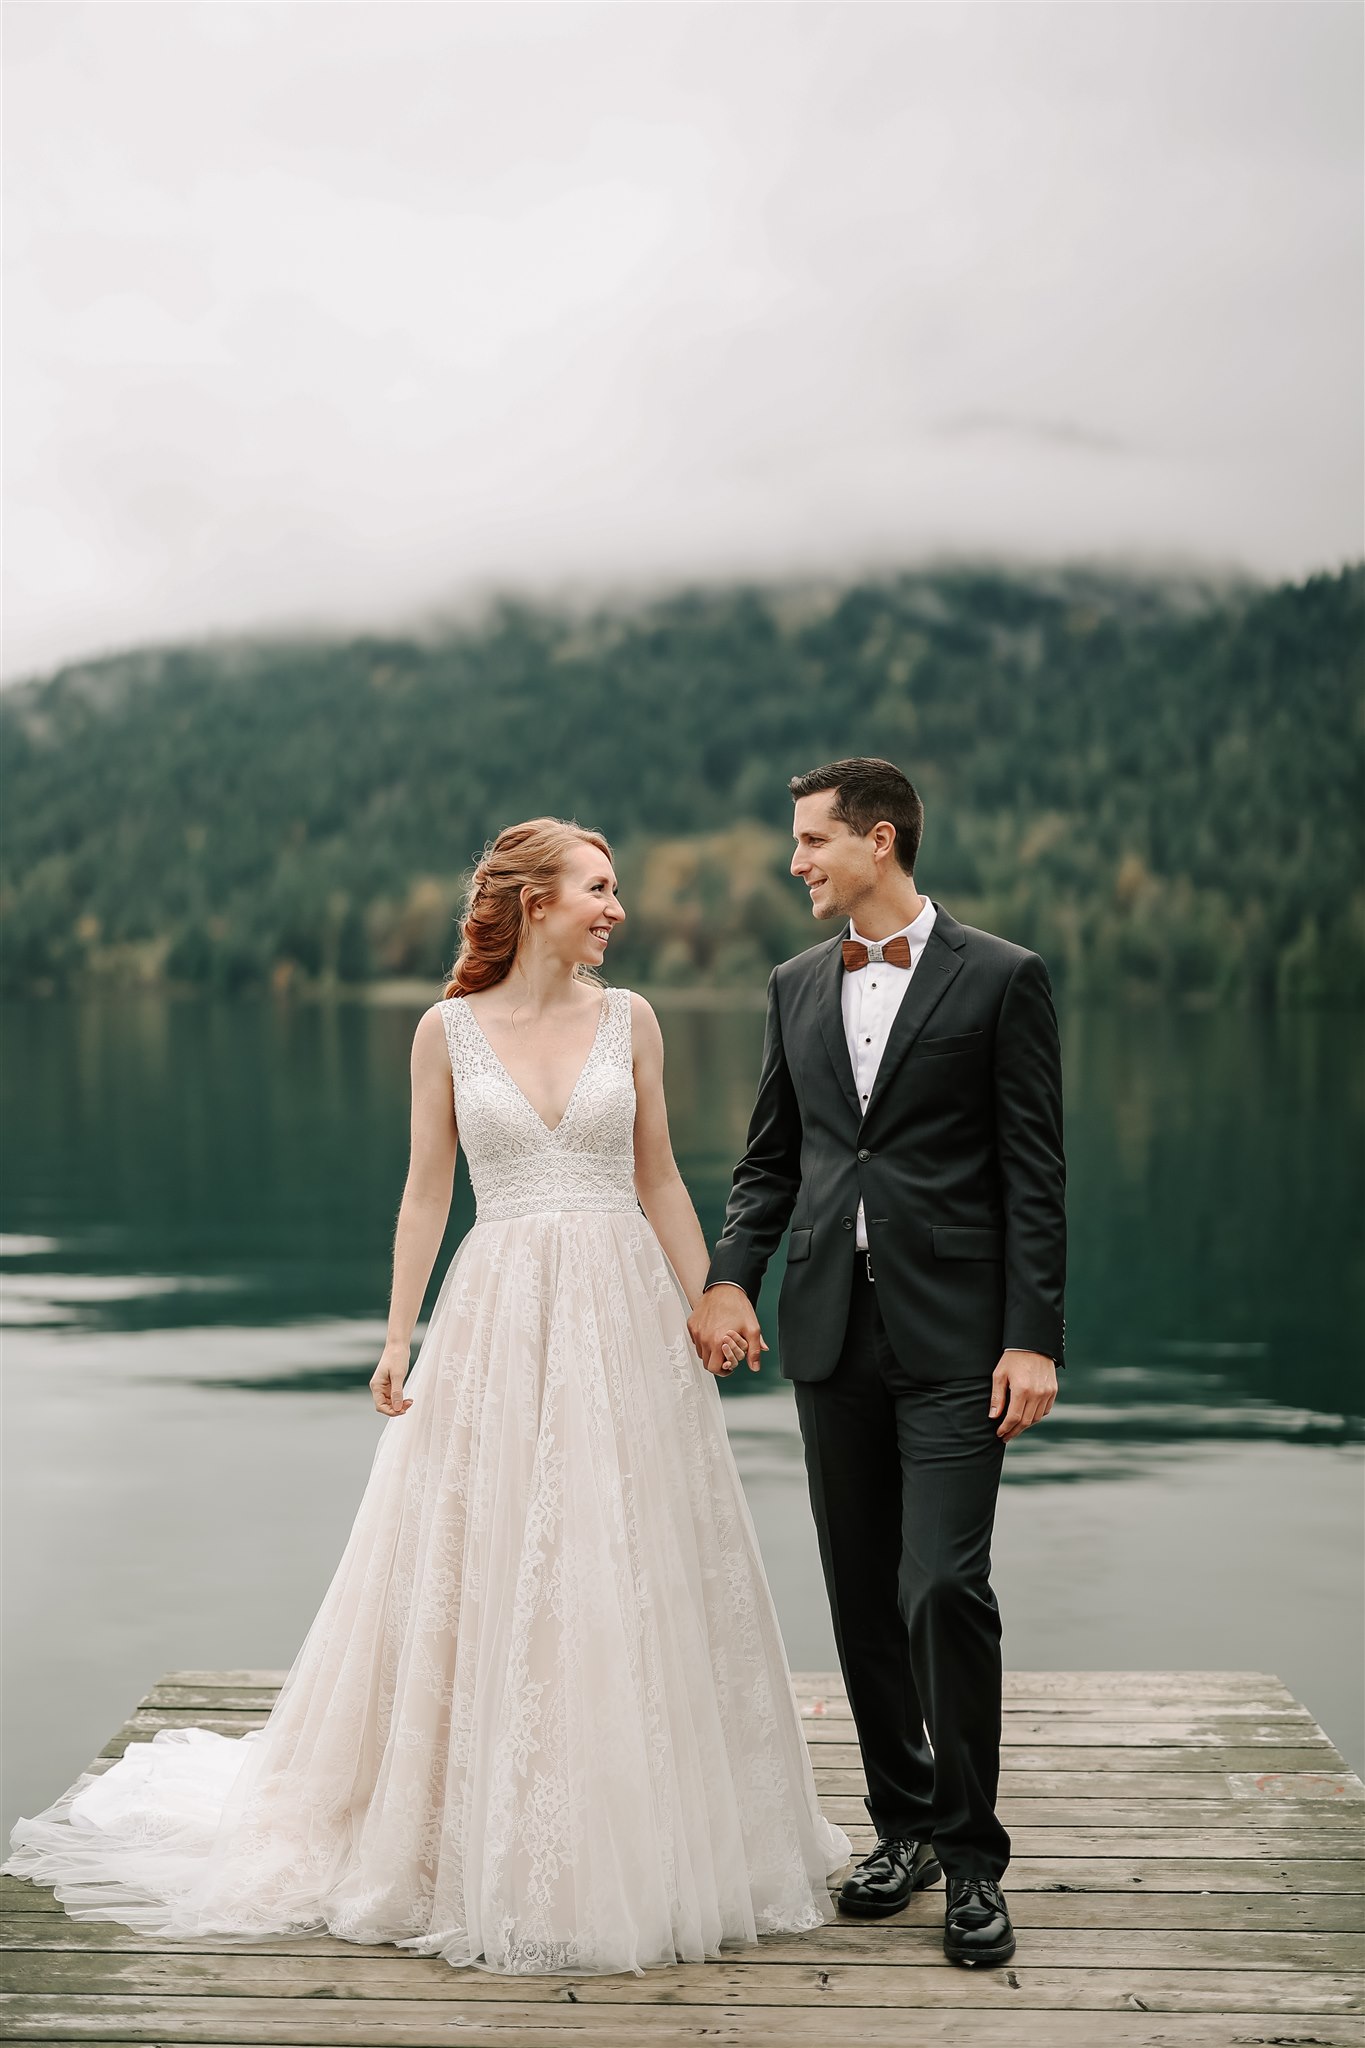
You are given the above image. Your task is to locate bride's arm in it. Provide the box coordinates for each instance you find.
[371,1004,459,1417]
[628,992,713,1314]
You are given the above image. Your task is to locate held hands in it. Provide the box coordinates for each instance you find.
[687,1285,769,1379]
[990,1350,1057,1441]
[370,1339,414,1418]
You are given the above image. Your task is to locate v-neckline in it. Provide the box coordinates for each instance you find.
[461,991,609,1137]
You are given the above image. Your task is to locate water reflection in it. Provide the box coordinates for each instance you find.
[4,993,1360,1431]
[2,990,1362,1817]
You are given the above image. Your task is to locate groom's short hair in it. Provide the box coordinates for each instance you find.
[788,758,924,876]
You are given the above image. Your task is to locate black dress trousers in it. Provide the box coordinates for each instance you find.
[793,1257,1011,1880]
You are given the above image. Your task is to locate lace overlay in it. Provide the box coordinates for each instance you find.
[4,983,849,1974]
[440,989,640,1222]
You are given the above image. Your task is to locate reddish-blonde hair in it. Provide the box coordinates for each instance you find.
[443,818,614,998]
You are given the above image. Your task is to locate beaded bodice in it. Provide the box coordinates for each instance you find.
[439,988,640,1223]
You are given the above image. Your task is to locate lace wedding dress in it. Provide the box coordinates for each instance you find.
[4,987,849,1974]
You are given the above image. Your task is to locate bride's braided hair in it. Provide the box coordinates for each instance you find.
[443,818,614,998]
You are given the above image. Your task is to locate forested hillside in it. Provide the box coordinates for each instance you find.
[3,562,1361,1005]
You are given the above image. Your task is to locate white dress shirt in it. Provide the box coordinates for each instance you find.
[842,895,938,1250]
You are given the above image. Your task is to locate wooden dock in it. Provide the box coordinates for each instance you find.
[2,1668,1362,2045]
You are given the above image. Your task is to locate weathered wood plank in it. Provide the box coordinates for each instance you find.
[793,1668,1295,1688]
[2,1997,1361,2046]
[811,1768,1365,1800]
[4,1917,1361,1972]
[817,1796,1365,1830]
[27,1789,1365,1835]
[6,1954,1365,2014]
[830,1854,1365,1891]
[798,1716,1337,1744]
[716,1929,1365,1971]
[1003,1746,1351,1772]
[1226,1770,1365,1800]
[829,1823,1364,1859]
[156,1668,1299,1698]
[807,1700,1316,1721]
[793,1689,1312,1709]
[5,1878,1361,1932]
[141,1681,1308,1713]
[3,1909,1361,1972]
[811,1744,1357,1776]
[131,1701,1317,1733]
[97,1726,1350,1775]
[6,1855,1360,1902]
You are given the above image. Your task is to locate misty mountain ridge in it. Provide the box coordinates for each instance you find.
[3,559,1360,1007]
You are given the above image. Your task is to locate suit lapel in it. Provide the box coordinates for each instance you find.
[860,906,967,1124]
[813,934,862,1118]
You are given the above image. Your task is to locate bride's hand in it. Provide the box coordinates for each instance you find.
[710,1333,757,1379]
[371,1340,414,1417]
[688,1288,768,1377]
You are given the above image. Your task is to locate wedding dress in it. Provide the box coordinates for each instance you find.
[4,986,849,1974]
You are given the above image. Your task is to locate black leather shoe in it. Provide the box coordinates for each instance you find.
[837,1835,942,1918]
[943,1876,1016,1966]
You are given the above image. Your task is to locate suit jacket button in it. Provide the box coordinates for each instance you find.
[841,1216,854,1230]
[857,1148,871,1162]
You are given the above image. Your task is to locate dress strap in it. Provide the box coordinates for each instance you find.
[438,997,463,1095]
[601,985,633,1071]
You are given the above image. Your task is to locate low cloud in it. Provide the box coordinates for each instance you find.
[4,3,1361,680]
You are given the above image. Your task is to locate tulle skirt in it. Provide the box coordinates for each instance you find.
[4,1209,849,1974]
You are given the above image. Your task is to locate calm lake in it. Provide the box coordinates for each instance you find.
[3,991,1362,1833]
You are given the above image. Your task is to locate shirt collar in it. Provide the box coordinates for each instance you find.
[848,894,935,951]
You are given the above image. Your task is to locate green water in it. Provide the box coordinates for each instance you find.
[3,992,1361,1829]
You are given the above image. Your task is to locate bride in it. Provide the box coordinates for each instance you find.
[4,816,850,1975]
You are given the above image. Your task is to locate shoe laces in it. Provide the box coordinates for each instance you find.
[949,1876,1004,1910]
[867,1834,915,1869]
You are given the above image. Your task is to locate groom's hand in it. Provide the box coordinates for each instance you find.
[688,1285,768,1375]
[990,1350,1058,1441]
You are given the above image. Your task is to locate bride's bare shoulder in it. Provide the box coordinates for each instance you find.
[412,1002,454,1054]
[624,990,663,1056]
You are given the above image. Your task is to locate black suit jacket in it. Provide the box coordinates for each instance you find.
[705,904,1066,1382]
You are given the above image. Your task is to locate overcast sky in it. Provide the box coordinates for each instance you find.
[4,2,1362,681]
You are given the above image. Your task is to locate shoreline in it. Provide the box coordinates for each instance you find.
[5,977,1342,1013]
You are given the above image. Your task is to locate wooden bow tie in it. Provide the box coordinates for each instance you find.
[842,936,912,971]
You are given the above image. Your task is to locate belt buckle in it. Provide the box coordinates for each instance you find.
[865,1252,876,1284]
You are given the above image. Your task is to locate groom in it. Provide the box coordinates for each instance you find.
[689,757,1065,1969]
